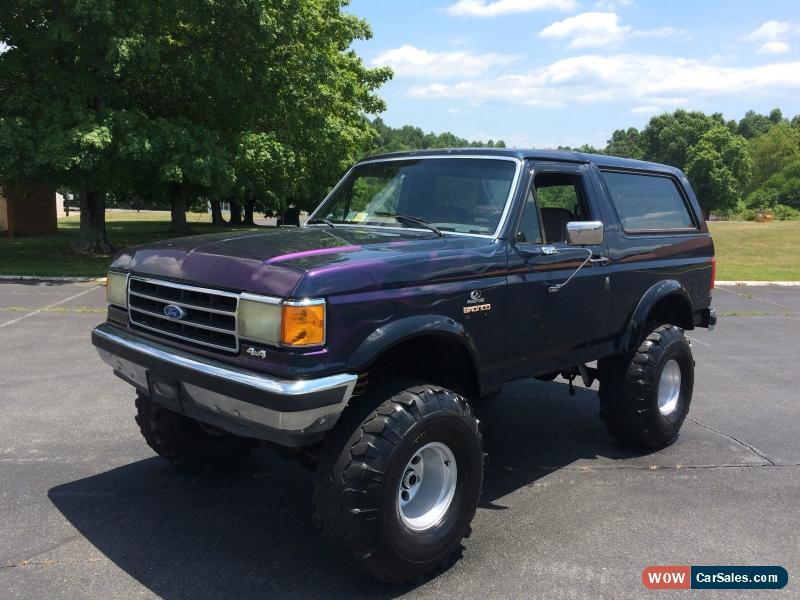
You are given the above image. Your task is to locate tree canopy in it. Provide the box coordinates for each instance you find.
[369,118,505,154]
[560,107,800,220]
[685,125,752,218]
[0,0,391,250]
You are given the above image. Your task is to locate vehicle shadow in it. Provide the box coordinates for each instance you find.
[48,379,652,599]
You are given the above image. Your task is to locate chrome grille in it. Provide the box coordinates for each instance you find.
[128,277,239,352]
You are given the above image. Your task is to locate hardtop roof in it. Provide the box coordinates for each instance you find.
[359,148,684,176]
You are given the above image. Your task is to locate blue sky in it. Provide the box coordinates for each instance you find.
[347,0,800,148]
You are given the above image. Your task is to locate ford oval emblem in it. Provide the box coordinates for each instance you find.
[163,304,186,320]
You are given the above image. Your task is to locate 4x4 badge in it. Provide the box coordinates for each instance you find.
[246,347,267,359]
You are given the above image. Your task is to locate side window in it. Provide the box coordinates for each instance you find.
[515,188,543,244]
[602,171,697,231]
[534,172,590,244]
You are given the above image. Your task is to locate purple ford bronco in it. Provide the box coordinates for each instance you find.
[93,149,716,582]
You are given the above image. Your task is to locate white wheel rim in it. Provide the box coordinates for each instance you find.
[398,442,457,532]
[658,359,682,416]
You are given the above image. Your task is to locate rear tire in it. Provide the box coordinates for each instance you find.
[135,395,252,472]
[313,382,483,584]
[598,324,694,449]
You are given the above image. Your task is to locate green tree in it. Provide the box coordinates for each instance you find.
[604,127,642,159]
[745,160,800,211]
[368,118,505,155]
[747,123,800,192]
[1,0,389,249]
[0,1,154,253]
[736,109,784,139]
[685,125,752,219]
[640,109,724,168]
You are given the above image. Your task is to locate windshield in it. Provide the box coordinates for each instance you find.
[312,158,517,236]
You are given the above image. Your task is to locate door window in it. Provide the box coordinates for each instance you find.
[517,172,591,244]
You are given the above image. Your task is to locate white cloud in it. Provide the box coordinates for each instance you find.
[743,20,794,42]
[743,20,798,55]
[539,12,629,48]
[0,42,8,54]
[372,45,520,79]
[407,54,800,110]
[539,12,687,49]
[759,41,791,55]
[446,0,576,18]
[630,105,661,115]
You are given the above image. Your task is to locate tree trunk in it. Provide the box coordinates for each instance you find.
[72,190,114,255]
[210,199,226,225]
[702,206,711,221]
[229,198,242,225]
[243,194,255,226]
[168,183,191,234]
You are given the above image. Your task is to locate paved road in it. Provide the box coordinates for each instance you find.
[1,282,798,599]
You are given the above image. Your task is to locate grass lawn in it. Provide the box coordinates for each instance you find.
[708,221,800,281]
[1,212,798,280]
[0,211,260,277]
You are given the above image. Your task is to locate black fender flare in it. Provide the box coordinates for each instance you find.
[619,280,693,353]
[346,314,482,384]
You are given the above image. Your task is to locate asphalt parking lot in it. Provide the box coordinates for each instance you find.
[1,281,798,599]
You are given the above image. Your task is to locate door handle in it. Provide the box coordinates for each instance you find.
[589,256,610,266]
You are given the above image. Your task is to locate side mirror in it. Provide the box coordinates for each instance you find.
[566,221,604,246]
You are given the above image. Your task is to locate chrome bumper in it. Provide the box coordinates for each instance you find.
[92,323,357,446]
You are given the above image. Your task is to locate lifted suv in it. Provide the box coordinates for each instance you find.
[93,149,716,582]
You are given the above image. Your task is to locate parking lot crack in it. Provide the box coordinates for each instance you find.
[715,287,798,314]
[687,417,777,466]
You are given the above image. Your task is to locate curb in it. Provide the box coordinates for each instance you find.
[716,281,800,287]
[0,275,107,283]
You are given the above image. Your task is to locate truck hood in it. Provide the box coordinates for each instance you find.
[111,226,495,298]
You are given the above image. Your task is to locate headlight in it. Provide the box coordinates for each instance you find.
[281,300,326,347]
[106,271,129,308]
[238,295,326,347]
[238,294,282,345]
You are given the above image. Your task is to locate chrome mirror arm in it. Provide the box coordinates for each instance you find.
[548,248,593,293]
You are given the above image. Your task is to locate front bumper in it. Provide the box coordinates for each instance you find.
[92,323,357,447]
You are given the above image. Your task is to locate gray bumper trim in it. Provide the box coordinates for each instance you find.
[93,323,357,439]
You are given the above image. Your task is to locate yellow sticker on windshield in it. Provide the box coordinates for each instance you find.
[352,212,367,223]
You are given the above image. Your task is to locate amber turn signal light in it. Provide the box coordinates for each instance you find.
[281,302,325,346]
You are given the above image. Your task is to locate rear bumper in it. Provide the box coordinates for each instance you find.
[695,306,717,331]
[92,323,357,447]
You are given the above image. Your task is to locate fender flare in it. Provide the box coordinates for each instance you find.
[346,314,482,383]
[619,280,693,353]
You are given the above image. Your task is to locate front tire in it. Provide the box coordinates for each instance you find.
[135,395,252,472]
[598,324,694,448]
[313,382,483,583]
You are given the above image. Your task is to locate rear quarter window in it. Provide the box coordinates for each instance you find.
[601,171,697,232]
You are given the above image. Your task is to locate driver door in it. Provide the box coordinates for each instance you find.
[504,162,611,379]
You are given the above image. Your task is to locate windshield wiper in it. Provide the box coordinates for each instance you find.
[373,212,443,237]
[307,217,336,228]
